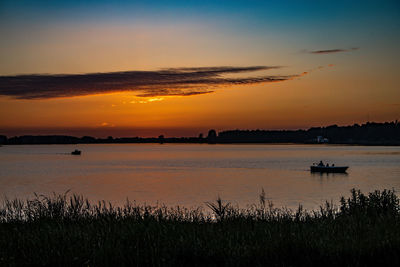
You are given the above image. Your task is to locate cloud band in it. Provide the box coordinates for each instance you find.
[0,66,300,99]
[308,47,359,54]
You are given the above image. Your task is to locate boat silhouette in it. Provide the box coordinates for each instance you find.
[310,161,348,173]
[71,149,81,155]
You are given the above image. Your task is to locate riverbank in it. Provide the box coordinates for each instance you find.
[1,121,399,146]
[1,189,399,266]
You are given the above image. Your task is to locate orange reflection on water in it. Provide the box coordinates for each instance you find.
[1,144,399,210]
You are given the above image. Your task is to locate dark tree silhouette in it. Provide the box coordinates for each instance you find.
[207,129,217,144]
[1,121,399,145]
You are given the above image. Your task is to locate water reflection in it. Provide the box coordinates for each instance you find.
[0,144,399,211]
[310,172,349,178]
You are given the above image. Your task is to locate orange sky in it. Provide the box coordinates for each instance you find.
[0,1,399,137]
[1,65,398,137]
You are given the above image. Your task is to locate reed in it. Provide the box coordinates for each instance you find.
[0,188,399,266]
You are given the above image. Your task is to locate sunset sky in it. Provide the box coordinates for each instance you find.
[0,0,399,137]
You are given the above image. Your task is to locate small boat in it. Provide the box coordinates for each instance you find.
[310,165,348,173]
[71,149,81,155]
[310,161,348,173]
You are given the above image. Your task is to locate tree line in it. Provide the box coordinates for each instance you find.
[1,121,399,145]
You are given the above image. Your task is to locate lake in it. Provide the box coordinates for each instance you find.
[0,144,399,210]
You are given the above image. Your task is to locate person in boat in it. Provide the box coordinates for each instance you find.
[326,163,329,167]
[318,161,324,166]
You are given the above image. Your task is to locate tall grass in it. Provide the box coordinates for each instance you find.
[1,188,399,266]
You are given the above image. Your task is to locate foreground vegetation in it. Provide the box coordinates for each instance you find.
[1,189,399,266]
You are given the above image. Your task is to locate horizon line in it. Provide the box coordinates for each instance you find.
[1,120,398,139]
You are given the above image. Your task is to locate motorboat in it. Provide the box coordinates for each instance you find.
[71,149,81,155]
[310,162,348,173]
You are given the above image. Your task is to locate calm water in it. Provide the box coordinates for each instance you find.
[0,144,399,210]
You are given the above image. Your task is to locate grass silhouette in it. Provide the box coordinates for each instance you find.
[0,188,399,266]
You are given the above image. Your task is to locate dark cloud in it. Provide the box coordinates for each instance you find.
[308,47,359,54]
[0,66,300,100]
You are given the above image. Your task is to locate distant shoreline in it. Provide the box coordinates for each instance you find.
[1,121,399,146]
[1,141,400,146]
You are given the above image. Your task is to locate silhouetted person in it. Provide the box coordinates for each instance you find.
[318,161,324,166]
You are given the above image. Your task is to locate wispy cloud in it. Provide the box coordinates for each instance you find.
[130,97,164,104]
[100,122,115,127]
[0,66,302,100]
[307,47,359,54]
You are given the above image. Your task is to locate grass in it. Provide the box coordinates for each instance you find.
[0,188,399,266]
